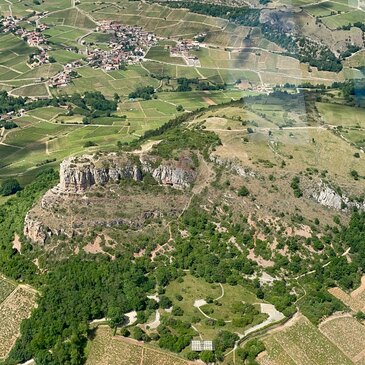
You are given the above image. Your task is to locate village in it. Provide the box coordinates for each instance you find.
[85,21,158,71]
[0,16,209,89]
[169,34,205,67]
[1,15,48,47]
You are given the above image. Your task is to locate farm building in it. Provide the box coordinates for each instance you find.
[191,340,214,352]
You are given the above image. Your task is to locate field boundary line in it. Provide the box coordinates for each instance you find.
[140,347,144,365]
[318,312,352,330]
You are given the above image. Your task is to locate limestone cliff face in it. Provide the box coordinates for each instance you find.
[24,213,48,244]
[60,155,143,192]
[24,153,197,244]
[309,181,365,211]
[150,158,196,188]
[59,154,196,192]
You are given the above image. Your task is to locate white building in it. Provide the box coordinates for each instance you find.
[191,340,214,352]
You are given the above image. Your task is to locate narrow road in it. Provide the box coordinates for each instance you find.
[4,0,12,17]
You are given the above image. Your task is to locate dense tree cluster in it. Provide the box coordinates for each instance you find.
[237,339,265,365]
[0,91,118,119]
[0,91,26,114]
[0,178,21,196]
[0,169,58,281]
[157,317,195,353]
[128,86,156,100]
[261,25,342,72]
[0,120,18,129]
[175,78,225,92]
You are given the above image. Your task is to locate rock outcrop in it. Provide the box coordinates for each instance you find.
[309,181,365,211]
[59,154,196,192]
[24,153,197,244]
[24,214,48,244]
[60,156,142,192]
[210,154,255,178]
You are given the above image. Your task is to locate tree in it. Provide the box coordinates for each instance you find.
[186,351,199,360]
[0,178,21,196]
[107,306,125,328]
[120,328,130,337]
[213,330,239,353]
[238,339,265,362]
[200,350,215,364]
[132,327,146,341]
[291,176,302,197]
[238,185,249,197]
[351,170,359,180]
[172,306,184,316]
[83,141,97,148]
[159,296,172,309]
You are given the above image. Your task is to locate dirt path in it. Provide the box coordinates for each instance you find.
[12,234,22,253]
[4,0,12,16]
[244,304,285,337]
[131,140,162,154]
[214,283,225,301]
[147,310,160,329]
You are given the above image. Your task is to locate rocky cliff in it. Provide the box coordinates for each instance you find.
[24,153,197,244]
[210,154,255,178]
[59,153,196,192]
[308,180,365,211]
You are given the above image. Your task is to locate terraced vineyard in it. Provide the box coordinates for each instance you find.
[0,276,16,303]
[0,278,36,360]
[86,327,190,365]
[319,315,365,363]
[259,315,355,365]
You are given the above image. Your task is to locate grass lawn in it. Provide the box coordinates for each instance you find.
[165,274,267,339]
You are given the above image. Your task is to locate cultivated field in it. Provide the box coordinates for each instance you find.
[86,326,190,365]
[319,314,365,363]
[0,83,254,185]
[330,275,365,313]
[0,0,358,99]
[259,315,354,365]
[328,287,365,312]
[304,1,354,17]
[0,276,16,303]
[0,278,37,360]
[322,10,365,29]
